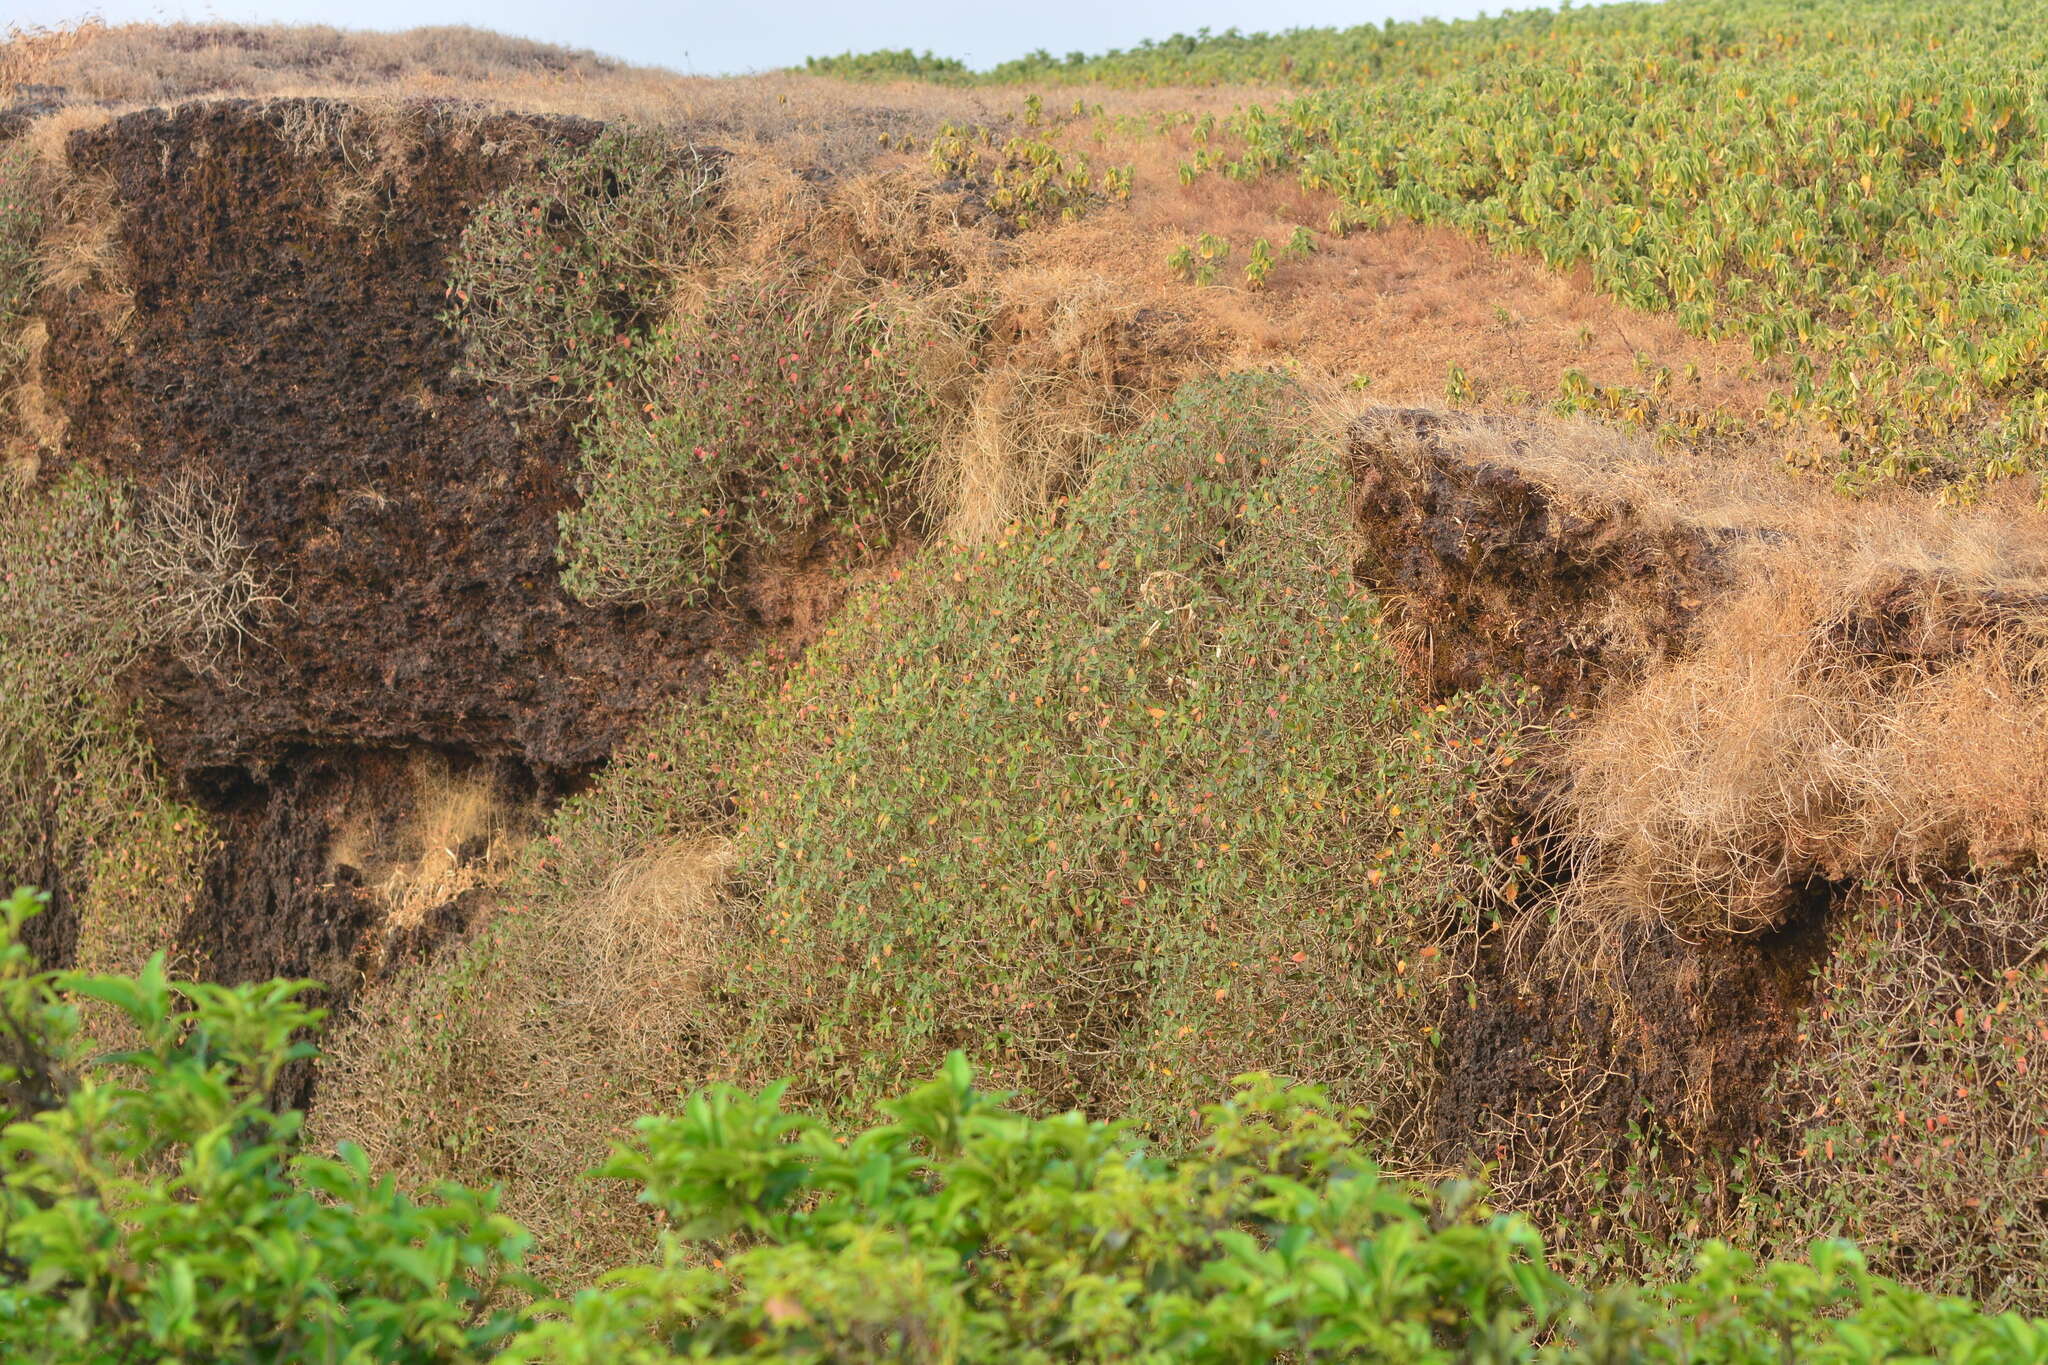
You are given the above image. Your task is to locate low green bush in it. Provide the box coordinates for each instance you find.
[0,887,535,1362]
[0,473,210,975]
[539,371,1531,1133]
[802,49,972,82]
[443,129,717,411]
[448,132,940,608]
[1739,876,2048,1307]
[556,277,938,606]
[516,1054,2048,1364]
[927,122,1132,228]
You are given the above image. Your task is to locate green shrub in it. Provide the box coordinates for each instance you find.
[802,49,971,82]
[0,887,536,1362]
[927,122,1132,229]
[540,371,1530,1133]
[513,1053,2048,1363]
[557,278,939,606]
[1738,876,2048,1308]
[449,133,943,608]
[0,474,210,973]
[443,129,718,411]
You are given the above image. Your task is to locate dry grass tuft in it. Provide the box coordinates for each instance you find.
[10,105,118,173]
[34,163,132,336]
[1552,487,2048,952]
[330,756,525,932]
[2,319,58,490]
[310,831,733,1283]
[921,267,1176,543]
[589,839,732,1012]
[132,473,284,681]
[0,18,104,101]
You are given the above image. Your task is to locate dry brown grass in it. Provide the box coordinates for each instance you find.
[310,833,732,1283]
[5,22,1003,176]
[2,318,58,491]
[327,755,527,932]
[12,22,621,106]
[1013,118,1796,435]
[0,18,104,101]
[36,170,116,294]
[1551,482,2048,952]
[1334,396,2048,982]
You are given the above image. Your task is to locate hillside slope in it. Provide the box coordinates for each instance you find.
[4,9,2048,1318]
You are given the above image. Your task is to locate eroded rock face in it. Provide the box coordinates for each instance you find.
[30,100,836,1047]
[1346,408,1743,706]
[44,99,737,785]
[1345,407,1837,1208]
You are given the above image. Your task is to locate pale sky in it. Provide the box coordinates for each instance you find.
[12,1,1536,77]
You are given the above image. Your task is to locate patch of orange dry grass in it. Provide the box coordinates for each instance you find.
[1022,121,1791,427]
[1555,488,2048,948]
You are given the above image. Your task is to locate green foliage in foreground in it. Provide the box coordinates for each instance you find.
[4,886,2047,1362]
[0,888,535,1362]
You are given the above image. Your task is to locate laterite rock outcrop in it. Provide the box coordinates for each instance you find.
[1346,407,1746,706]
[27,100,785,1048]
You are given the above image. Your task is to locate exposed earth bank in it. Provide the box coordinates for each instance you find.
[24,101,864,1071]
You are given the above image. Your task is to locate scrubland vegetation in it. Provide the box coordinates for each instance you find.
[7,2,2048,1356]
[13,885,2048,1361]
